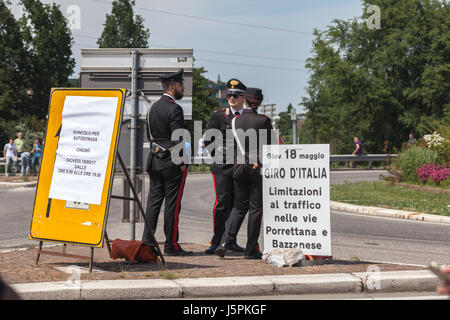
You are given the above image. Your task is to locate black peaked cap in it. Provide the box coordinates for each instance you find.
[244,87,263,105]
[226,78,247,92]
[159,68,184,83]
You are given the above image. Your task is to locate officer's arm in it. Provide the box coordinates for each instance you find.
[146,107,151,141]
[169,105,186,168]
[203,113,219,148]
[169,105,185,136]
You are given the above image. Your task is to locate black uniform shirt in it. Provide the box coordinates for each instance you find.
[234,108,273,166]
[146,94,185,172]
[204,107,238,175]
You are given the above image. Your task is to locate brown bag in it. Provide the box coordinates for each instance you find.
[111,239,158,263]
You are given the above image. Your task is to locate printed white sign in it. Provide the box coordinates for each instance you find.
[262,144,331,256]
[48,96,118,205]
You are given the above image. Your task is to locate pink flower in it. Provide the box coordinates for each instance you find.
[416,163,450,184]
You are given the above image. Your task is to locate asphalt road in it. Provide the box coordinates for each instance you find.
[1,170,449,267]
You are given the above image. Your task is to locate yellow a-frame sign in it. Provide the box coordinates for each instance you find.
[29,88,125,248]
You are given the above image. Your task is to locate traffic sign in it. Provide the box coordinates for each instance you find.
[262,144,331,256]
[29,88,126,247]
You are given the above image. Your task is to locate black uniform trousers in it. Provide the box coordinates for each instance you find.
[211,172,239,246]
[142,167,187,251]
[220,174,263,256]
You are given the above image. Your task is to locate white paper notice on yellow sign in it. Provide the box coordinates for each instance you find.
[48,95,118,205]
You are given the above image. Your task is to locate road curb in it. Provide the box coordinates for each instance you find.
[11,270,438,300]
[331,201,450,224]
[0,181,37,189]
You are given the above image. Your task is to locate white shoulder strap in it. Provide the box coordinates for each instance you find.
[146,105,154,141]
[231,117,245,156]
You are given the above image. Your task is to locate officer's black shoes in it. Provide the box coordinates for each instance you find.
[215,245,227,258]
[244,252,262,260]
[205,244,219,255]
[225,242,245,253]
[164,247,193,256]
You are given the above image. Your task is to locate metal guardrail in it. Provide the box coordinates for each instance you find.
[190,154,397,169]
[1,154,397,168]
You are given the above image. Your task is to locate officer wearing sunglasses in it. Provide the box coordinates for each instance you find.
[203,78,247,254]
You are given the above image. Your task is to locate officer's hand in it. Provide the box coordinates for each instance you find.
[252,163,258,170]
[180,165,187,172]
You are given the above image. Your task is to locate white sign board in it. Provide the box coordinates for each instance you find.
[262,144,331,256]
[48,95,118,205]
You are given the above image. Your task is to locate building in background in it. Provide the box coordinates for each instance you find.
[260,103,279,127]
[204,75,228,108]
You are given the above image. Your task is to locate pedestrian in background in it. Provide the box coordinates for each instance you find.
[14,132,25,174]
[407,133,417,146]
[3,138,18,176]
[203,78,247,255]
[216,87,273,259]
[350,136,363,168]
[197,137,206,156]
[20,147,31,176]
[31,137,43,175]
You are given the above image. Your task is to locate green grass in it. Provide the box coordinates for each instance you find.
[188,164,210,172]
[331,181,450,216]
[159,271,178,280]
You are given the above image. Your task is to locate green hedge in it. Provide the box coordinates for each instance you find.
[394,146,440,183]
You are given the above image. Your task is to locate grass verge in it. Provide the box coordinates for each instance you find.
[330,181,450,216]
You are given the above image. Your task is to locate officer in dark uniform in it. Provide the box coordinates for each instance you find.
[142,68,193,256]
[203,79,247,254]
[215,88,272,259]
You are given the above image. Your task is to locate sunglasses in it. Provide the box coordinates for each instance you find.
[227,92,244,99]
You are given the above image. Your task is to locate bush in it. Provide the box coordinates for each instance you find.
[416,163,450,185]
[392,146,440,183]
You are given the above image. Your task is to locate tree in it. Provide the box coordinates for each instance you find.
[19,0,75,119]
[97,0,150,48]
[301,0,450,154]
[185,67,221,138]
[0,0,29,143]
[275,103,295,144]
[192,67,221,127]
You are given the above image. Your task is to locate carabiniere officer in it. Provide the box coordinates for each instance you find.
[142,68,193,256]
[216,87,273,259]
[203,78,247,254]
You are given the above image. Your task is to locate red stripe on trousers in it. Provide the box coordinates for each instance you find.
[211,173,218,234]
[172,168,188,250]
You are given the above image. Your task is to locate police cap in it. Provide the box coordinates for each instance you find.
[159,68,184,83]
[244,87,264,106]
[226,78,247,95]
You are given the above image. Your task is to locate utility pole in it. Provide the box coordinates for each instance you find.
[290,107,297,144]
[130,50,139,240]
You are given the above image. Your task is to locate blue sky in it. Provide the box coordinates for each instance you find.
[9,0,364,114]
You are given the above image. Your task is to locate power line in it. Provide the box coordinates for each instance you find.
[195,58,306,72]
[72,33,305,63]
[86,0,313,35]
[194,49,305,63]
[72,42,306,72]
